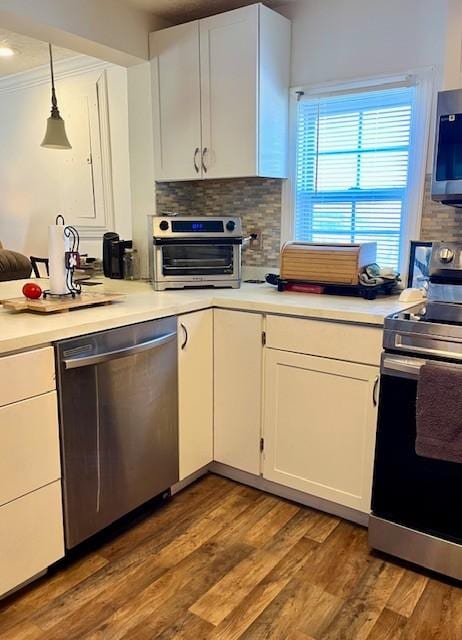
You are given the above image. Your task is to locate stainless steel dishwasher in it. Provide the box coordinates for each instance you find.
[55,317,178,548]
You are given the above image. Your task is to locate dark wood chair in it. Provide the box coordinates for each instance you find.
[30,256,49,278]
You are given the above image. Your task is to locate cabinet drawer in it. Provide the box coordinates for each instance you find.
[0,392,61,506]
[265,315,382,366]
[0,481,64,597]
[0,347,55,407]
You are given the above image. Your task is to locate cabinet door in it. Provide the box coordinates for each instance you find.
[150,22,202,180]
[200,5,259,178]
[0,392,61,507]
[0,482,64,597]
[214,309,262,474]
[0,346,55,407]
[178,310,213,480]
[263,350,379,513]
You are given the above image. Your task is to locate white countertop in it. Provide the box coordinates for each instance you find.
[0,278,415,355]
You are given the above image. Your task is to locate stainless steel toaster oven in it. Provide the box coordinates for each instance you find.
[150,216,242,290]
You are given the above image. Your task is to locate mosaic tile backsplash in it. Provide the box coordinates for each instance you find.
[420,174,462,242]
[155,174,462,270]
[155,178,282,267]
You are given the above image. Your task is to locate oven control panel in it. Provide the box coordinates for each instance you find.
[430,241,462,273]
[152,216,242,238]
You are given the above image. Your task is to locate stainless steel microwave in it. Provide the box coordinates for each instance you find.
[432,89,462,207]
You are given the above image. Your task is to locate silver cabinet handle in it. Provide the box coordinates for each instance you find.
[194,147,200,173]
[180,323,188,350]
[201,147,208,173]
[373,376,379,407]
[63,331,177,369]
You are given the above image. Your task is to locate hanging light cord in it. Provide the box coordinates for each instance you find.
[48,43,60,118]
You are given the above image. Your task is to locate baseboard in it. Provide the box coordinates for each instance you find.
[171,466,210,495]
[1,569,47,600]
[172,462,369,527]
[209,462,369,527]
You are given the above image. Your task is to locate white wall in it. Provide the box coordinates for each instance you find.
[279,0,449,88]
[0,0,168,65]
[127,62,156,279]
[0,58,132,259]
[444,0,462,89]
[107,65,133,243]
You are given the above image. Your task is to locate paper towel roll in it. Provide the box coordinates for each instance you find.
[48,221,70,295]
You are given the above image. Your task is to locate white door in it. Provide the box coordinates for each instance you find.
[199,5,259,178]
[214,309,262,474]
[151,22,202,180]
[177,310,213,480]
[263,350,379,513]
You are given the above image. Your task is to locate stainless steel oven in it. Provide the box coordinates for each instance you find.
[150,216,242,290]
[369,303,462,580]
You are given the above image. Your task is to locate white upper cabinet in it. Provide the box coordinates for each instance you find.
[199,6,258,178]
[150,21,202,181]
[150,4,290,181]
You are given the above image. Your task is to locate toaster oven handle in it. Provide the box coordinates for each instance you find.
[63,331,177,369]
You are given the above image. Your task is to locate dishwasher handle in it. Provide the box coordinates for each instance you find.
[63,331,177,370]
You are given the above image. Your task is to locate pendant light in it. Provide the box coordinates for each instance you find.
[41,43,71,150]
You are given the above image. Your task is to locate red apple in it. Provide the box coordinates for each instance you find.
[22,282,42,300]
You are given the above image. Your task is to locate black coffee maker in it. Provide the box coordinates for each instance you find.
[103,232,132,279]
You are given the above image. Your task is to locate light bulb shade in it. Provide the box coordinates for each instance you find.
[41,114,72,150]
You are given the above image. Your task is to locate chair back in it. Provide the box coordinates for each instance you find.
[30,256,50,278]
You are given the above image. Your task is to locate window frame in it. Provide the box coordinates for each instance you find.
[281,69,436,279]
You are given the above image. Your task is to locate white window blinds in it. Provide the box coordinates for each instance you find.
[294,85,416,270]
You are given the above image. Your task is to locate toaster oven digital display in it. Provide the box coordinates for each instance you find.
[171,220,224,233]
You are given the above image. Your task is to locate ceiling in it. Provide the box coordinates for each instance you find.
[0,29,77,78]
[123,0,292,23]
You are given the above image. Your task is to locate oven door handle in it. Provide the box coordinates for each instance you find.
[381,353,462,380]
[381,354,427,380]
[63,331,177,369]
[163,264,233,271]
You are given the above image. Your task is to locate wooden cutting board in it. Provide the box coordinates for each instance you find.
[1,292,125,314]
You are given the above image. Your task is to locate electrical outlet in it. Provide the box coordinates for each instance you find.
[249,229,263,250]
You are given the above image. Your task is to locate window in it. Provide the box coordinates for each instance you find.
[294,83,418,271]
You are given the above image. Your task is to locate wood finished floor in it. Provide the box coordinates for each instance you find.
[1,474,461,640]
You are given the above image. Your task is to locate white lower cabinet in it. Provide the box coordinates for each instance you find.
[214,309,263,474]
[262,349,379,513]
[177,310,213,480]
[0,392,61,506]
[0,481,64,596]
[0,346,55,407]
[0,347,64,598]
